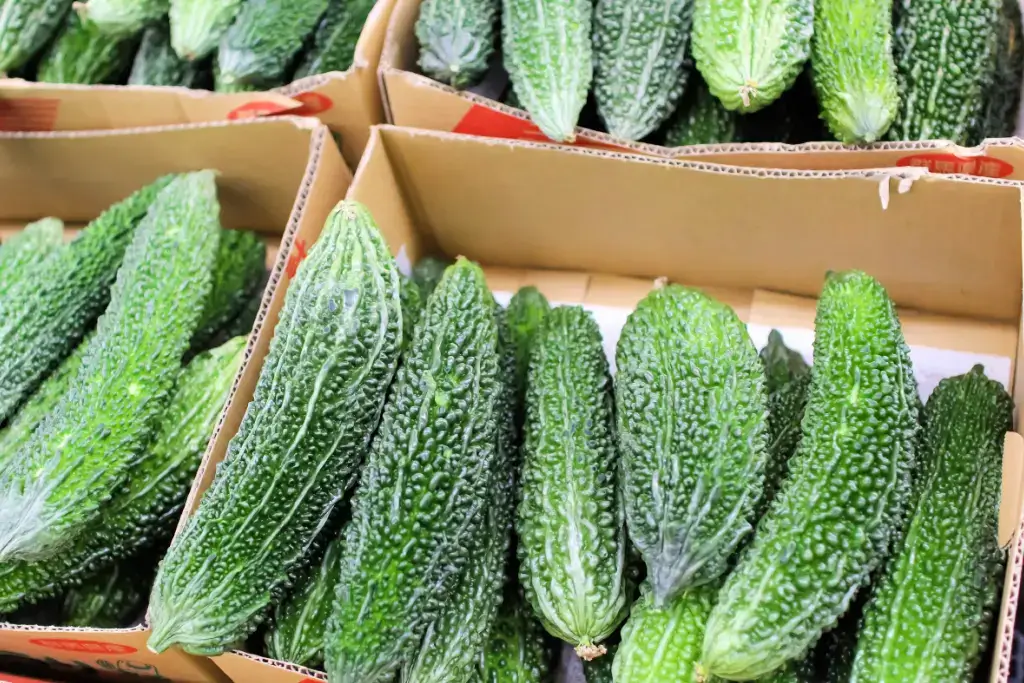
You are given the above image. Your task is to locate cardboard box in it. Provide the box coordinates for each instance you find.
[197,125,1024,683]
[0,115,351,683]
[0,0,397,170]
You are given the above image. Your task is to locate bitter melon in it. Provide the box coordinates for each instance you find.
[149,201,402,656]
[190,229,266,351]
[811,0,897,143]
[691,0,814,113]
[847,365,1010,683]
[581,643,616,683]
[398,275,423,350]
[129,21,206,87]
[60,558,151,628]
[265,535,344,668]
[76,0,168,37]
[215,0,328,92]
[616,284,769,604]
[0,174,175,423]
[0,218,64,299]
[702,270,919,680]
[502,0,592,141]
[593,0,693,141]
[664,78,739,146]
[294,0,377,78]
[505,286,549,417]
[0,0,74,73]
[0,171,218,565]
[325,258,501,683]
[759,330,810,513]
[476,592,553,683]
[978,0,1024,140]
[889,0,1001,144]
[411,255,452,300]
[37,13,137,84]
[169,0,243,60]
[416,0,498,89]
[517,305,628,659]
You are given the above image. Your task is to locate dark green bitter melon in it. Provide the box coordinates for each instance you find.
[293,0,377,78]
[416,0,498,89]
[505,286,549,420]
[978,0,1024,140]
[664,77,739,146]
[759,330,811,514]
[129,20,207,87]
[37,13,138,84]
[411,255,453,300]
[476,591,553,683]
[0,0,75,73]
[190,228,266,352]
[60,557,152,628]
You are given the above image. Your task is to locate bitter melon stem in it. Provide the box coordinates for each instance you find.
[575,642,607,660]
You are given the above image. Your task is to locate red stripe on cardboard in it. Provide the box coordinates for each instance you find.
[26,639,136,655]
[897,153,1013,178]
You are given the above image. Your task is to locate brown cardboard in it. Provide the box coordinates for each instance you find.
[0,0,397,169]
[198,125,1024,683]
[0,116,350,683]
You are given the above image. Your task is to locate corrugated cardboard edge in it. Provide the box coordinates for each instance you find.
[0,115,320,139]
[214,650,326,683]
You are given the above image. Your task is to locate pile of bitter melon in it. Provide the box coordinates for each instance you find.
[0,0,377,90]
[416,0,1024,147]
[0,172,266,630]
[140,200,1010,683]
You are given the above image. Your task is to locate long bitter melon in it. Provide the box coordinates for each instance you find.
[0,218,63,299]
[502,0,592,141]
[616,284,769,604]
[979,0,1024,140]
[149,201,402,656]
[191,229,265,351]
[517,305,628,660]
[847,365,1011,683]
[129,21,206,87]
[37,13,138,84]
[76,0,168,37]
[593,0,694,141]
[505,286,549,419]
[759,330,811,513]
[294,0,377,78]
[416,0,498,89]
[169,0,243,60]
[0,0,74,73]
[0,174,175,423]
[0,171,218,565]
[702,271,919,680]
[691,0,814,112]
[325,258,501,683]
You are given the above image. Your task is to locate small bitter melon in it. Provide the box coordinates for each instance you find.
[616,284,769,604]
[691,0,814,112]
[129,20,206,87]
[325,258,501,683]
[759,330,811,514]
[502,0,592,141]
[416,0,498,89]
[148,201,403,656]
[847,365,1011,683]
[702,270,919,680]
[0,218,64,299]
[476,591,553,683]
[37,13,138,84]
[517,305,628,660]
[169,0,243,61]
[190,229,266,351]
[75,0,168,37]
[664,77,739,146]
[0,0,75,73]
[593,0,694,141]
[294,0,377,78]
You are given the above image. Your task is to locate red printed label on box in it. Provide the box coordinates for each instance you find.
[227,100,295,120]
[0,98,60,131]
[286,239,308,278]
[290,92,333,116]
[896,153,1014,178]
[27,638,136,655]
[452,104,634,152]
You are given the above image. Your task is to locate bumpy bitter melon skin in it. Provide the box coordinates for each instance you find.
[502,0,592,142]
[593,0,694,141]
[324,258,501,683]
[148,201,403,656]
[847,365,1011,683]
[505,286,550,417]
[60,558,152,628]
[889,0,1001,144]
[691,0,814,113]
[811,0,897,143]
[129,20,207,87]
[979,0,1024,141]
[0,174,175,423]
[265,535,344,668]
[759,330,811,514]
[517,305,628,660]
[616,285,769,604]
[215,0,328,92]
[170,0,243,60]
[37,13,138,84]
[191,229,266,351]
[0,171,219,565]
[702,270,919,680]
[76,0,168,37]
[0,218,64,298]
[294,0,377,78]
[416,0,498,89]
[0,0,74,73]
[476,592,553,683]
[411,255,452,300]
[664,77,739,146]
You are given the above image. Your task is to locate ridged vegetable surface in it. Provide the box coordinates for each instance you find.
[129,21,206,86]
[505,286,550,416]
[294,0,376,78]
[191,229,266,351]
[889,0,1001,143]
[215,0,327,92]
[266,535,344,668]
[0,174,175,423]
[616,285,769,603]
[60,558,151,628]
[411,255,452,300]
[702,270,919,680]
[416,0,497,88]
[517,305,628,660]
[37,13,137,84]
[811,0,897,142]
[476,592,552,683]
[0,218,63,298]
[593,0,693,141]
[664,78,738,146]
[75,0,168,37]
[0,0,74,73]
[692,0,814,112]
[0,171,218,566]
[848,365,1010,683]
[325,258,501,683]
[502,0,592,142]
[148,201,403,656]
[169,0,243,60]
[759,330,810,513]
[979,0,1024,140]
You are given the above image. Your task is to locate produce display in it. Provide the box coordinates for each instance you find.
[0,0,378,89]
[415,0,1023,145]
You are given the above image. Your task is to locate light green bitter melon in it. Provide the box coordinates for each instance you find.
[0,171,219,566]
[75,0,168,37]
[37,12,138,84]
[691,0,814,112]
[811,0,898,143]
[502,0,592,142]
[169,0,243,60]
[416,0,498,89]
[325,258,501,683]
[293,0,377,78]
[148,201,403,656]
[847,365,1011,683]
[0,218,64,300]
[0,0,75,73]
[759,330,811,514]
[702,270,919,680]
[517,305,628,660]
[615,284,770,604]
[593,0,694,141]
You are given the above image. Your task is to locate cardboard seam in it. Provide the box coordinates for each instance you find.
[226,650,326,679]
[0,116,319,140]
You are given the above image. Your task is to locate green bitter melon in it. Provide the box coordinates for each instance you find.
[0,218,64,299]
[75,0,168,37]
[411,255,452,300]
[759,330,811,513]
[129,20,207,87]
[190,229,266,351]
[505,286,550,418]
[60,557,152,628]
[475,591,553,683]
[979,0,1024,140]
[416,0,498,89]
[37,12,138,84]
[169,0,243,61]
[664,77,739,146]
[294,0,377,78]
[0,0,75,73]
